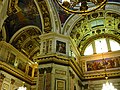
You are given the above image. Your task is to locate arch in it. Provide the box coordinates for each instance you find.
[9,25,41,43]
[80,34,120,55]
[62,2,120,36]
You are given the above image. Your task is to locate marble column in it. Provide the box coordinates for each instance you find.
[38,68,45,90]
[45,67,52,90]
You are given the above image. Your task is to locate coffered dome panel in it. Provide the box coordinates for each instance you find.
[10,26,41,61]
[68,11,120,55]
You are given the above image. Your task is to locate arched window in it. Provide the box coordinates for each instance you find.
[110,39,120,51]
[84,38,120,55]
[84,44,93,55]
[95,38,108,53]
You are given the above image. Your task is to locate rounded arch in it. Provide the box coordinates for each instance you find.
[9,25,41,44]
[62,2,120,36]
[62,14,83,35]
[80,34,120,55]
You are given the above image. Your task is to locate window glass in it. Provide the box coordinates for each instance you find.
[95,38,108,53]
[84,44,93,55]
[110,40,120,51]
[84,38,120,56]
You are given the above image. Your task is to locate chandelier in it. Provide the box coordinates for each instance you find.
[18,86,27,90]
[102,75,117,90]
[55,0,107,15]
[17,82,27,90]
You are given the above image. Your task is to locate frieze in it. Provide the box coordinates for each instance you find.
[36,54,84,79]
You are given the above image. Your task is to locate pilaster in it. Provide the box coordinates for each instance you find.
[0,73,5,90]
[37,32,70,57]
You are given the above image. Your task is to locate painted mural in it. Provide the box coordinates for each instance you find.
[56,40,66,54]
[18,59,27,72]
[5,0,41,41]
[54,2,70,26]
[58,10,70,26]
[87,56,120,71]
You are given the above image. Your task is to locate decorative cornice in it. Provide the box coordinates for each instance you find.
[84,70,120,80]
[0,61,36,85]
[36,54,84,80]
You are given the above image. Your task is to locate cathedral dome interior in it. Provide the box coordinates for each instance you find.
[0,0,120,90]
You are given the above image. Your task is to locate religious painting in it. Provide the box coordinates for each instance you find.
[59,10,70,26]
[4,0,42,41]
[56,40,66,54]
[18,59,26,72]
[55,79,66,90]
[86,56,120,71]
[7,52,16,66]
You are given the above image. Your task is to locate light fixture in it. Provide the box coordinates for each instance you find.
[55,0,107,15]
[18,86,27,90]
[99,40,117,90]
[17,82,27,90]
[102,75,117,90]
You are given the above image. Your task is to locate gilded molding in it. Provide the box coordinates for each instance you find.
[36,54,84,79]
[0,60,36,85]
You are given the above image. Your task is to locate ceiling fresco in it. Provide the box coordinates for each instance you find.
[54,1,71,26]
[5,0,42,42]
[54,0,120,27]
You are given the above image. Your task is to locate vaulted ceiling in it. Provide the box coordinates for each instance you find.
[1,0,120,61]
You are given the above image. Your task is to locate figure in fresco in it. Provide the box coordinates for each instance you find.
[56,41,66,54]
[87,56,120,71]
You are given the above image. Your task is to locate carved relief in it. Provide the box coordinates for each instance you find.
[42,39,52,54]
[38,0,51,33]
[7,0,18,15]
[70,11,120,54]
[0,73,5,90]
[55,69,66,75]
[10,79,15,90]
[11,27,41,60]
[55,79,66,90]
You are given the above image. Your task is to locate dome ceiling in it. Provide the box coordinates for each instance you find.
[5,0,42,41]
[1,0,120,60]
[3,0,53,60]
